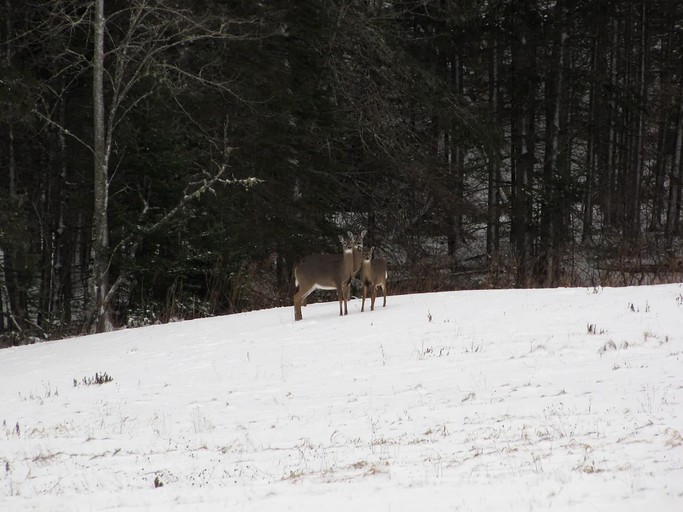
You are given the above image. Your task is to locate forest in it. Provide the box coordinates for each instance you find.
[1,0,682,344]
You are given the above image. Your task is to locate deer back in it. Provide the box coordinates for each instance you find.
[371,258,387,285]
[295,234,355,290]
[295,254,343,289]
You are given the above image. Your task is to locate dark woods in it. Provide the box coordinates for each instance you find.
[1,0,682,344]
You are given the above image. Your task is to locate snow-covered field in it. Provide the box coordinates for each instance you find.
[1,284,682,511]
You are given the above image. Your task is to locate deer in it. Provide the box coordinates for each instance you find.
[293,231,362,321]
[346,228,367,300]
[360,246,387,312]
[300,229,366,308]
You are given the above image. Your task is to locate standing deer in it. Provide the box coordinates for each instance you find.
[300,229,366,308]
[293,232,360,321]
[360,247,387,312]
[346,229,367,301]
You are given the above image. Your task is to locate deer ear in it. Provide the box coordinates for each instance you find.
[347,231,354,239]
[338,235,345,243]
[370,247,375,255]
[360,229,367,239]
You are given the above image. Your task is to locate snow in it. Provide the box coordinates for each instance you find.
[1,284,683,511]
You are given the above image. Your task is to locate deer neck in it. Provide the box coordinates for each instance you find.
[352,247,363,273]
[360,259,370,278]
[343,247,354,276]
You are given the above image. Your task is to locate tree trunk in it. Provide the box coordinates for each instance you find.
[487,38,502,259]
[650,10,675,232]
[509,1,538,286]
[446,48,465,261]
[582,7,604,242]
[540,0,570,287]
[666,79,683,236]
[2,0,29,332]
[37,153,53,329]
[602,16,620,227]
[53,85,69,325]
[88,0,113,333]
[627,2,647,241]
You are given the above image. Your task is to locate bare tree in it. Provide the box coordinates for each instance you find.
[28,0,266,332]
[1,0,29,333]
[508,1,539,286]
[91,0,109,331]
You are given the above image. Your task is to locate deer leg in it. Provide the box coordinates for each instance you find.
[341,283,349,316]
[344,281,351,315]
[382,283,387,307]
[293,294,303,321]
[336,285,345,316]
[293,287,311,321]
[370,284,376,311]
[361,284,367,312]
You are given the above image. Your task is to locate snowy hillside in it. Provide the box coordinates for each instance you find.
[1,285,683,511]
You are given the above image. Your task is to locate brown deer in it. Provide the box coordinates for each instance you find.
[293,232,360,321]
[360,247,387,312]
[301,229,366,307]
[346,229,367,301]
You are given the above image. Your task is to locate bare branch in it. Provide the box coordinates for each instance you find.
[31,108,94,154]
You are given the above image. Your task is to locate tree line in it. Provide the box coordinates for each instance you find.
[1,0,682,344]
